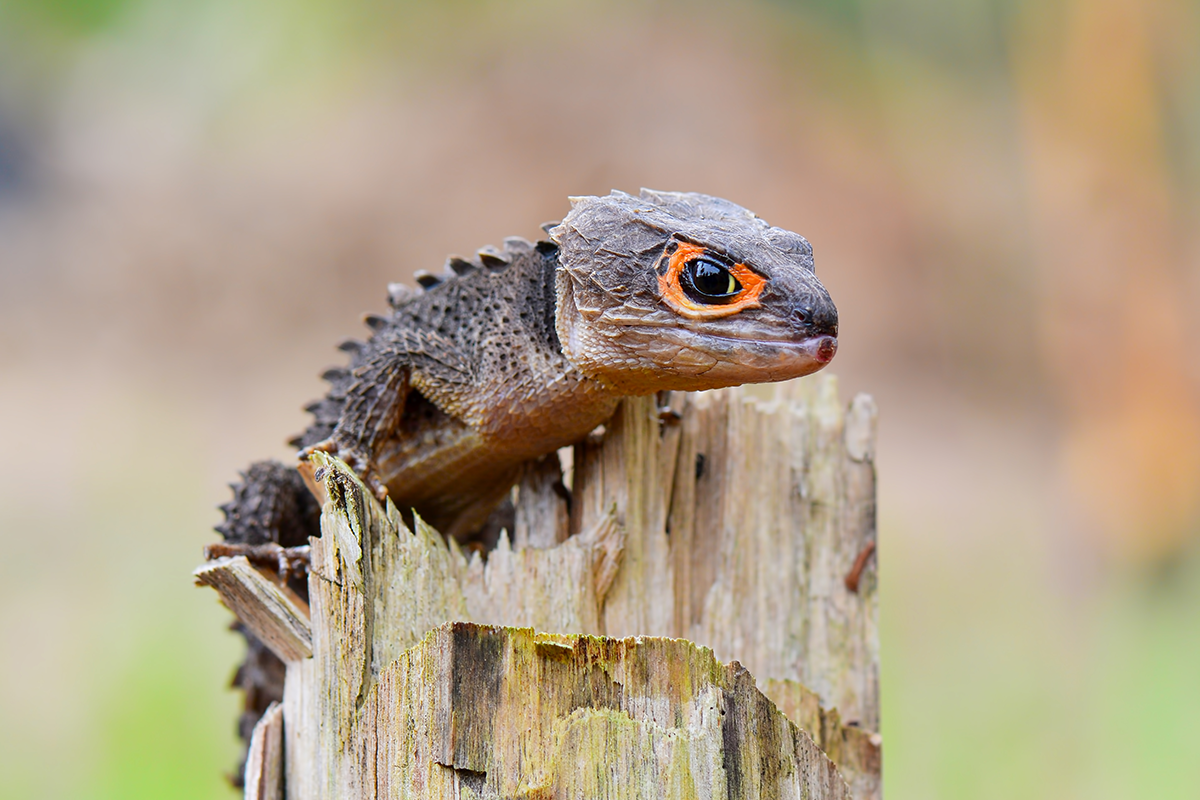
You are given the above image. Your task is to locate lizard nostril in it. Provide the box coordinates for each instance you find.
[795,300,838,338]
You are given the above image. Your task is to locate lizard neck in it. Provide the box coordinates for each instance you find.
[554,256,664,397]
[468,246,622,451]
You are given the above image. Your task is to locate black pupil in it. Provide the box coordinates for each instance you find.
[682,258,741,304]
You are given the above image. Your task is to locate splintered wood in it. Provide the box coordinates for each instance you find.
[197,375,880,799]
[194,556,312,662]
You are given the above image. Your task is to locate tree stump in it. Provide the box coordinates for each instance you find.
[197,375,881,799]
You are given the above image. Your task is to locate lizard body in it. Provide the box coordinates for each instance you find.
[213,188,837,781]
[291,234,620,541]
[282,188,836,540]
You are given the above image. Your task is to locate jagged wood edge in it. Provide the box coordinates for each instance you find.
[200,380,880,796]
[295,450,864,796]
[357,621,855,799]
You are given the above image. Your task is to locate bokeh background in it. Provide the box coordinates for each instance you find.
[1,0,1198,797]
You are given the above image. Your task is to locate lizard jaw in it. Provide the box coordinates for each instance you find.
[691,330,837,365]
[563,320,838,394]
[661,330,839,388]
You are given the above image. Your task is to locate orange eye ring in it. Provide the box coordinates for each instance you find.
[656,241,766,320]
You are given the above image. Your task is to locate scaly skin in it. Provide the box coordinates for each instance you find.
[213,189,838,784]
[287,189,837,540]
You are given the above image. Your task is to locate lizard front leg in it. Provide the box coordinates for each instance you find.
[305,358,411,501]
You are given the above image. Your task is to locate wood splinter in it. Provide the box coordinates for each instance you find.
[844,540,877,594]
[194,556,312,663]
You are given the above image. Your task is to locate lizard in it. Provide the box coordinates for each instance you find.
[211,188,838,782]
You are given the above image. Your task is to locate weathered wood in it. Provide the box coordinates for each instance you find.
[761,679,882,800]
[193,556,312,662]
[572,376,879,731]
[243,702,284,800]
[201,375,880,798]
[294,620,852,798]
[512,453,572,549]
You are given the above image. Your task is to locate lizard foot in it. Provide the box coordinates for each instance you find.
[304,440,390,502]
[204,542,312,584]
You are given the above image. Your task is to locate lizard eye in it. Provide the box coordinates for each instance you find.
[657,241,767,320]
[681,258,741,304]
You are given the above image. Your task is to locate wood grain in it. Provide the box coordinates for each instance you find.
[199,375,880,798]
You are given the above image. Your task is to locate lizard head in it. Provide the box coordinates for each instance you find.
[550,189,838,394]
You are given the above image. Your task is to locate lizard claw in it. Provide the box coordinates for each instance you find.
[304,439,390,502]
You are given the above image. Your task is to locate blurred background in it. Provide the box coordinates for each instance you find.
[1,0,1197,796]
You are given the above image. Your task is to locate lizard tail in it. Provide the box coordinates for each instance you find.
[216,459,320,549]
[215,460,320,786]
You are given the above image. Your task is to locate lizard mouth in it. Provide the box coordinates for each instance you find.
[702,331,838,364]
[563,310,839,393]
[611,315,837,362]
[607,323,839,391]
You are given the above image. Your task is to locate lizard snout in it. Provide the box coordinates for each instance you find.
[791,299,838,364]
[792,300,838,339]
